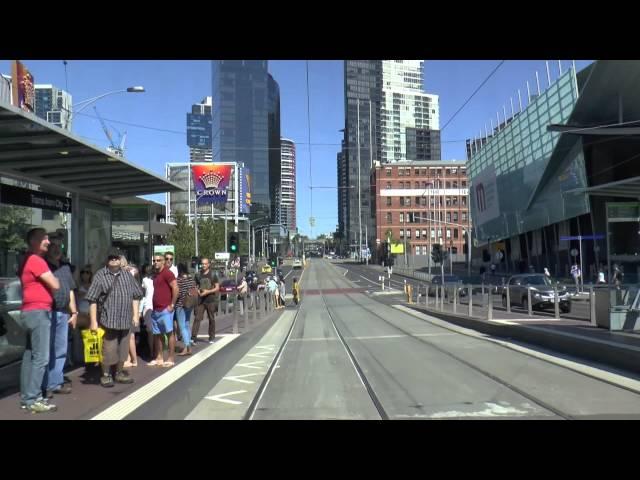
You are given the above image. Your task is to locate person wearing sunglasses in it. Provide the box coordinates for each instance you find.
[85,248,143,388]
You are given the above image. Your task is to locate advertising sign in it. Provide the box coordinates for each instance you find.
[154,245,175,255]
[473,165,500,226]
[390,242,404,254]
[191,164,234,204]
[11,60,35,113]
[239,166,252,214]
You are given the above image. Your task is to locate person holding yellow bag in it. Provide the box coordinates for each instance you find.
[85,248,143,388]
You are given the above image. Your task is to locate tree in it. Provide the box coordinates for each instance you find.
[0,205,30,276]
[167,211,194,264]
[197,218,224,259]
[431,244,449,286]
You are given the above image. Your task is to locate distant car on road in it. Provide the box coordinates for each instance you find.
[293,258,302,269]
[502,274,571,313]
[261,264,273,274]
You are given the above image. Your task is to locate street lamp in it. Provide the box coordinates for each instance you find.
[65,86,146,129]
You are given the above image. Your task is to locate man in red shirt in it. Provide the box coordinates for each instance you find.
[150,254,178,367]
[17,228,61,414]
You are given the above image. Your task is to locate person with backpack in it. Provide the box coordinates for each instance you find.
[42,242,78,399]
[176,263,198,356]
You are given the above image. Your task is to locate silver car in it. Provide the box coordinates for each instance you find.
[502,274,571,313]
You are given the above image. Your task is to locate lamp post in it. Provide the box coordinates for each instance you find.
[64,86,145,129]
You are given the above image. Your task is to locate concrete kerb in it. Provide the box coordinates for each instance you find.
[404,304,640,376]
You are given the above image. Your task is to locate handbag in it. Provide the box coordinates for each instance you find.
[82,327,105,364]
[183,284,200,309]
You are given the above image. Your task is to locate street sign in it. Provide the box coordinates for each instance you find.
[560,234,604,241]
[495,251,504,261]
[376,238,381,245]
[215,252,230,261]
[570,248,578,257]
[154,245,175,255]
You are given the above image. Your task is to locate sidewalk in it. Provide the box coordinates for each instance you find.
[404,295,640,376]
[0,307,281,420]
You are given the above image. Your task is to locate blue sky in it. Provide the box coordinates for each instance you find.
[1,59,592,238]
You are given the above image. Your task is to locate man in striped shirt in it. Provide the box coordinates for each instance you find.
[86,247,143,388]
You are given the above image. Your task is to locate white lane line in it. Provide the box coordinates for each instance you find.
[344,270,348,276]
[92,334,239,420]
[205,390,246,405]
[223,373,264,384]
[392,304,640,394]
[247,352,272,358]
[236,361,265,369]
[255,345,275,349]
[357,274,380,286]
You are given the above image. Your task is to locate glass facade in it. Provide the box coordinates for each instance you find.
[212,61,279,224]
[469,69,590,243]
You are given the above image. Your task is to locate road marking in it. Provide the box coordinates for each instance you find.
[255,345,275,349]
[344,270,348,276]
[91,334,239,420]
[236,361,266,369]
[392,304,640,394]
[205,390,247,405]
[223,373,264,384]
[247,352,272,358]
[357,274,380,286]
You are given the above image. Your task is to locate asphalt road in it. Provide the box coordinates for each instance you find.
[247,259,640,419]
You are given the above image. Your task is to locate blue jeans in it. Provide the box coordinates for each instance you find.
[175,307,192,347]
[42,311,69,392]
[17,310,51,406]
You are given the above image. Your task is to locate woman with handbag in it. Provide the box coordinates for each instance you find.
[176,263,198,356]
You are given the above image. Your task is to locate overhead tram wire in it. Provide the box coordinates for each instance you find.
[306,60,314,238]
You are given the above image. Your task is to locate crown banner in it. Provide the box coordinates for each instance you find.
[191,164,234,204]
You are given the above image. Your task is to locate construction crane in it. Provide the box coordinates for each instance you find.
[94,106,126,157]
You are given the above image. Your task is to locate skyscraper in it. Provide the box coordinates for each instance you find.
[34,84,72,131]
[342,60,441,255]
[380,60,440,163]
[212,61,281,224]
[280,138,296,231]
[343,60,381,253]
[187,96,213,162]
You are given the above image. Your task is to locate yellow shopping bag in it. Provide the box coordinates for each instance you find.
[82,328,105,364]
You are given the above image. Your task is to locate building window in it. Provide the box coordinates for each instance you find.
[454,228,459,239]
[407,229,411,239]
[453,212,458,222]
[386,197,392,206]
[462,212,467,222]
[462,197,467,206]
[446,229,451,239]
[400,229,404,238]
[399,213,404,223]
[421,169,427,176]
[398,168,404,177]
[446,181,451,189]
[446,169,451,175]
[416,196,421,206]
[386,212,392,224]
[453,181,458,188]
[446,212,451,222]
[386,168,392,177]
[416,229,420,239]
[461,181,467,187]
[446,197,451,207]
[415,182,420,189]
[452,247,458,254]
[452,197,458,206]
[399,197,405,206]
[386,182,391,189]
[431,228,435,239]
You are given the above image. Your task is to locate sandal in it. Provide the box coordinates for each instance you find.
[162,361,175,368]
[148,360,162,366]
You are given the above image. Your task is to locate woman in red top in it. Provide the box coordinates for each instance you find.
[17,228,60,414]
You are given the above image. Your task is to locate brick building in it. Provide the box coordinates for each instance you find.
[371,160,471,262]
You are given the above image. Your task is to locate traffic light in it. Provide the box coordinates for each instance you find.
[191,256,200,270]
[270,257,277,268]
[228,233,239,254]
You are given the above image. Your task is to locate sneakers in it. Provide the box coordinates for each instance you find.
[114,371,134,384]
[26,400,57,413]
[100,374,114,388]
[46,384,72,398]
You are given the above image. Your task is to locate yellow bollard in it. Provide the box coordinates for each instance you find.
[408,284,413,304]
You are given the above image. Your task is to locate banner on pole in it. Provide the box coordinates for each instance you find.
[191,164,234,204]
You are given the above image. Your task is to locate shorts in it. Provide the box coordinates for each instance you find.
[151,309,174,335]
[101,328,131,366]
[143,309,153,330]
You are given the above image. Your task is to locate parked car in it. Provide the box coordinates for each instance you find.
[262,264,273,274]
[501,274,571,313]
[293,258,302,269]
[428,275,464,297]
